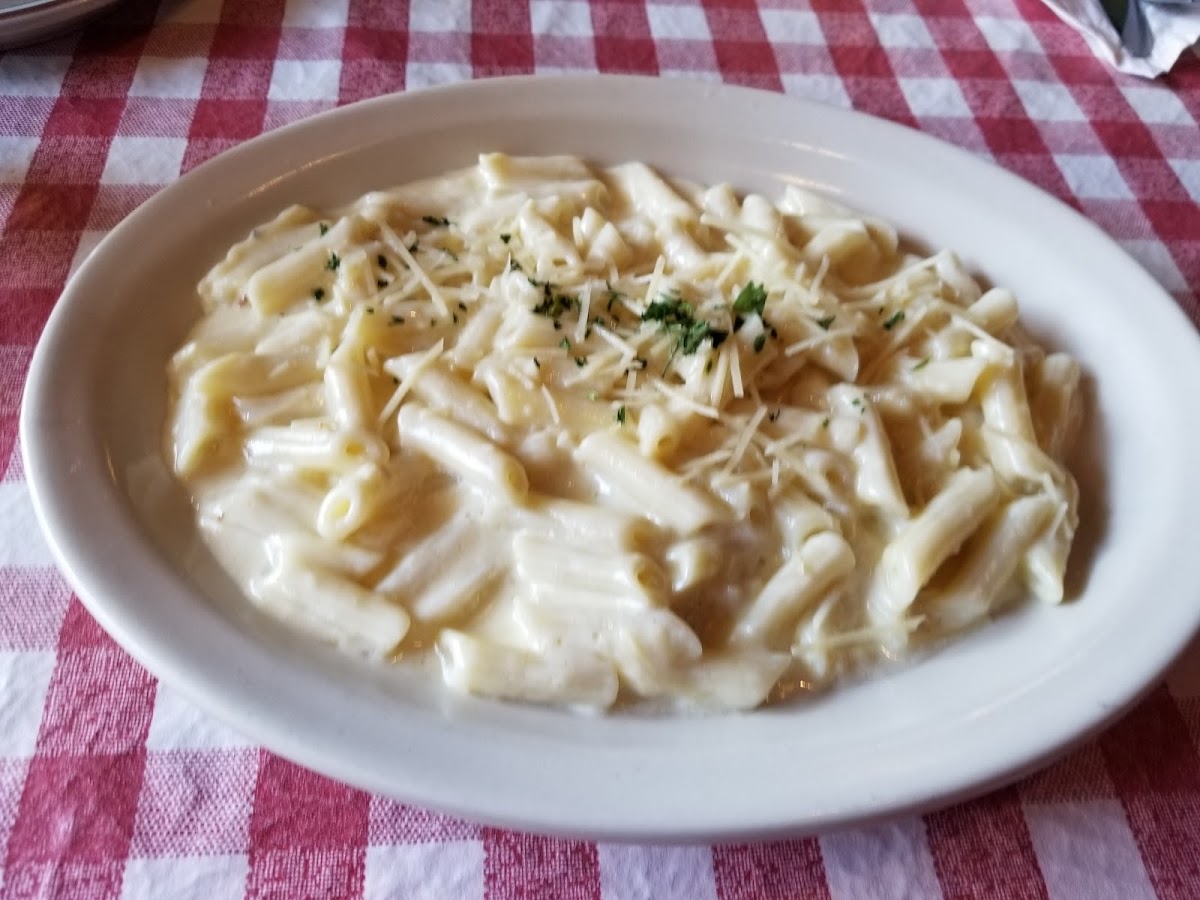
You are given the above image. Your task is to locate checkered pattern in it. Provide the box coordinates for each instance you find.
[1,0,1199,896]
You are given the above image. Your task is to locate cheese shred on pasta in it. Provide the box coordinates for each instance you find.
[166,153,1082,711]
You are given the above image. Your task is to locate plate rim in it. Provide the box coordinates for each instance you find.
[20,74,1200,841]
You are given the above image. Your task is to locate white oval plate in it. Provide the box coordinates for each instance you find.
[21,76,1200,842]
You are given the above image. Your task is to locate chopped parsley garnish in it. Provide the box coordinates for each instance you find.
[821,416,830,428]
[509,259,523,273]
[365,307,374,314]
[376,279,388,288]
[642,294,724,369]
[408,240,419,253]
[753,333,767,353]
[616,405,627,425]
[377,254,387,268]
[732,281,768,319]
[452,313,458,324]
[312,287,325,301]
[912,356,931,371]
[325,252,341,271]
[559,337,571,350]
[883,310,905,330]
[574,356,587,367]
[632,357,647,370]
[390,315,404,325]
[533,289,577,319]
[319,222,329,236]
[392,375,400,385]
[422,215,450,227]
[588,390,599,401]
[500,233,511,244]
[533,357,541,369]
[442,248,459,261]
[705,359,713,373]
[816,315,835,330]
[458,301,467,311]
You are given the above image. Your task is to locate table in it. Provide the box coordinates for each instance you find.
[2,0,1199,897]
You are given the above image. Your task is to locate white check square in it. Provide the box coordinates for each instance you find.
[1012,80,1086,122]
[100,137,188,185]
[268,59,342,102]
[760,9,824,45]
[120,854,248,900]
[871,13,935,49]
[530,0,592,37]
[145,683,256,752]
[405,62,471,90]
[408,0,469,34]
[364,842,484,900]
[647,4,710,41]
[1120,86,1195,126]
[129,56,209,99]
[899,78,972,118]
[0,651,57,757]
[1169,160,1200,205]
[0,55,71,97]
[0,138,40,184]
[1055,154,1134,200]
[781,73,851,109]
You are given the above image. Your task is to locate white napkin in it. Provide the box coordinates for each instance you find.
[1039,0,1200,77]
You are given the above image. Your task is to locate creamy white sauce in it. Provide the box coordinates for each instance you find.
[166,153,1081,711]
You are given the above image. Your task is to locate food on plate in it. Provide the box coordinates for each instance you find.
[165,153,1081,710]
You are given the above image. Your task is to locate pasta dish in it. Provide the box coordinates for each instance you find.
[165,153,1081,711]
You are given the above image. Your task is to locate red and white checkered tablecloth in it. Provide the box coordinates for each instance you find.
[2,0,1199,897]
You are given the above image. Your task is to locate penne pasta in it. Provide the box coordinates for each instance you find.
[167,152,1083,712]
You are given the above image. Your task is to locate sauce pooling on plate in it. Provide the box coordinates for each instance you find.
[165,153,1081,711]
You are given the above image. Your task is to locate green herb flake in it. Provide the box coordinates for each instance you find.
[325,252,341,271]
[912,356,931,371]
[509,259,523,273]
[616,405,627,425]
[376,279,388,288]
[312,287,325,302]
[408,240,419,254]
[458,301,467,311]
[816,315,835,330]
[500,233,511,244]
[377,254,387,269]
[365,307,374,314]
[705,359,713,373]
[442,248,459,262]
[452,313,459,324]
[883,310,906,330]
[733,281,768,318]
[559,337,571,350]
[753,333,767,353]
[821,416,830,428]
[390,315,405,326]
[533,357,541,369]
[533,291,577,320]
[588,390,599,401]
[392,375,400,385]
[319,222,329,236]
[642,294,723,368]
[574,356,587,368]
[422,215,451,227]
